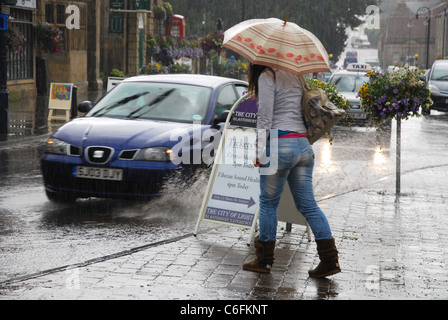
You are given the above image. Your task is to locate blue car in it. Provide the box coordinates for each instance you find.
[41,74,248,202]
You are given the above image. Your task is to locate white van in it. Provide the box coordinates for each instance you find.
[351,36,370,49]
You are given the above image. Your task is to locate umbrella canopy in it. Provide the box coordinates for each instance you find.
[223,18,330,76]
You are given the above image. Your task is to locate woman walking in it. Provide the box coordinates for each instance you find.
[242,64,341,278]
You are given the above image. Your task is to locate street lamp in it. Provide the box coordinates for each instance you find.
[407,18,413,65]
[442,6,447,58]
[415,6,431,69]
[0,0,14,141]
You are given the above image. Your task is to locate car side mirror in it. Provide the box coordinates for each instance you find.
[78,101,93,114]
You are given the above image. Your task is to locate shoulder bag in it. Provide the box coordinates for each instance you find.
[299,75,346,145]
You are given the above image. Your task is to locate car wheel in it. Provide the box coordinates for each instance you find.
[45,189,78,203]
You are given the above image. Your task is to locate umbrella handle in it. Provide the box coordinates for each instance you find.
[283,12,290,26]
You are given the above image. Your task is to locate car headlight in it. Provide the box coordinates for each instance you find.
[429,83,440,94]
[46,138,81,156]
[134,147,173,161]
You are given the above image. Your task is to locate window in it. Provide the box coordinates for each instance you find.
[44,1,87,51]
[215,85,239,117]
[109,14,124,33]
[235,84,248,97]
[7,9,33,80]
[56,5,66,24]
[45,4,54,23]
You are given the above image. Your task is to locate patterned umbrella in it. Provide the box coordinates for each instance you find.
[223,18,330,76]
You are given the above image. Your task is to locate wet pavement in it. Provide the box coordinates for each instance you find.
[1,83,448,301]
[0,116,448,301]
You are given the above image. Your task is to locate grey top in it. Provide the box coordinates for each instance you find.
[256,68,306,156]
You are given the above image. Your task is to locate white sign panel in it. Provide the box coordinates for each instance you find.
[201,128,259,228]
[107,77,125,92]
[13,0,37,10]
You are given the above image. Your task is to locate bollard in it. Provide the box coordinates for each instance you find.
[70,86,78,120]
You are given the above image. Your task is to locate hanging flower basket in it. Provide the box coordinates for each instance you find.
[163,2,173,26]
[358,66,432,126]
[153,5,167,22]
[5,20,26,54]
[34,22,64,54]
[200,31,224,55]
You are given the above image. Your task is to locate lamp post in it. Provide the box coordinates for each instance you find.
[416,6,431,69]
[407,18,413,65]
[442,7,447,58]
[0,0,13,141]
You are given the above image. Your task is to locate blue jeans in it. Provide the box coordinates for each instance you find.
[258,137,332,242]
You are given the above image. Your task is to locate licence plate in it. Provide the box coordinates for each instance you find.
[74,166,123,181]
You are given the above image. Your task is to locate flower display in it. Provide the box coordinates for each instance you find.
[140,62,191,75]
[153,5,167,22]
[163,2,174,24]
[5,20,26,54]
[34,22,64,54]
[224,58,248,80]
[147,35,204,62]
[200,31,224,55]
[358,66,432,126]
[140,62,166,75]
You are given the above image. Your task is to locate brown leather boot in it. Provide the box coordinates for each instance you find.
[243,236,275,273]
[308,237,341,278]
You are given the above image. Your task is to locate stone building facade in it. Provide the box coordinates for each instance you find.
[380,1,448,69]
[6,0,163,102]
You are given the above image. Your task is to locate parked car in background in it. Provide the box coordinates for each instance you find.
[422,59,448,115]
[41,75,248,202]
[365,59,381,72]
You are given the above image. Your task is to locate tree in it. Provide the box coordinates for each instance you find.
[168,0,379,61]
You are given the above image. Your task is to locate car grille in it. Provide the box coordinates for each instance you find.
[86,146,114,164]
[119,150,138,160]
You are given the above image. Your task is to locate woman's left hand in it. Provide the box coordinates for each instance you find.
[253,158,262,167]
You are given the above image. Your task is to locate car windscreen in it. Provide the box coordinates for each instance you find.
[430,63,448,81]
[87,82,212,123]
[330,74,369,92]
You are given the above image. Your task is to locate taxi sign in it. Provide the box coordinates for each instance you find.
[346,63,371,72]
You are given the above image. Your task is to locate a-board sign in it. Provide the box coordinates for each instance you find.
[47,83,74,122]
[107,77,125,92]
[48,83,73,110]
[202,127,259,228]
[195,96,311,244]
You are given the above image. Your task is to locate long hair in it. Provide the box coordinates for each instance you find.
[248,64,274,97]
